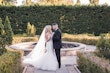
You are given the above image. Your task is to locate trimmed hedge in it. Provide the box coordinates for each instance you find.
[78,53,110,73]
[12,36,38,44]
[0,5,110,35]
[0,51,22,73]
[62,33,98,45]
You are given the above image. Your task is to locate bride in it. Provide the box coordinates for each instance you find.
[23,25,58,71]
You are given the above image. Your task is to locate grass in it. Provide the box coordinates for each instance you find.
[62,33,99,45]
[13,33,110,45]
[13,36,38,44]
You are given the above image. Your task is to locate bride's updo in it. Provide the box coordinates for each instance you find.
[45,25,52,33]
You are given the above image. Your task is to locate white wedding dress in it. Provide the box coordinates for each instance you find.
[23,26,58,71]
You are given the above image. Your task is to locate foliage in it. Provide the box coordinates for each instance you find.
[89,0,99,5]
[39,0,74,5]
[77,53,110,73]
[0,51,22,73]
[0,18,6,55]
[26,22,36,37]
[0,6,110,35]
[26,0,31,5]
[96,35,110,60]
[0,38,7,55]
[76,0,81,5]
[0,0,17,5]
[0,18,4,35]
[26,22,31,36]
[30,24,36,36]
[62,33,98,45]
[4,16,13,45]
[12,36,38,44]
[0,16,13,55]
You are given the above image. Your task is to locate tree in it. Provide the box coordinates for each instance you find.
[0,18,4,35]
[30,24,36,36]
[2,0,17,5]
[26,22,31,36]
[40,0,74,5]
[0,18,6,55]
[26,22,36,37]
[26,0,31,5]
[0,0,3,4]
[4,16,13,45]
[76,0,81,5]
[89,0,99,5]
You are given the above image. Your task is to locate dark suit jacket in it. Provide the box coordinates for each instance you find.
[52,29,62,49]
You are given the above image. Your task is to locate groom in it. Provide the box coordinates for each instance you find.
[52,23,62,68]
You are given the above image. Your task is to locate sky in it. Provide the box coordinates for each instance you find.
[16,0,110,6]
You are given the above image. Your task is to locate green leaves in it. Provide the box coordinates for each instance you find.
[26,22,36,37]
[0,6,110,35]
[4,16,13,45]
[78,53,110,73]
[0,51,22,73]
[96,36,110,60]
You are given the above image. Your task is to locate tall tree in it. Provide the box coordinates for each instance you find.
[0,18,6,55]
[89,0,99,5]
[26,22,36,36]
[26,22,31,36]
[76,0,81,5]
[4,16,13,45]
[0,0,3,4]
[2,0,17,5]
[26,0,31,5]
[30,24,36,36]
[41,0,74,5]
[0,18,4,35]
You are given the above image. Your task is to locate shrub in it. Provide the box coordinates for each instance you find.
[77,53,110,73]
[0,51,22,73]
[96,36,110,59]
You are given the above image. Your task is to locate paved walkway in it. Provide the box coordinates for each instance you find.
[85,45,96,52]
[23,45,96,73]
[24,56,80,73]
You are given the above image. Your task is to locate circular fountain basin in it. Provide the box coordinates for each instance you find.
[9,41,86,56]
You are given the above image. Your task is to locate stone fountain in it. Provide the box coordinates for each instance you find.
[9,41,86,56]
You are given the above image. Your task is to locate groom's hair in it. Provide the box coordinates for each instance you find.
[52,23,58,26]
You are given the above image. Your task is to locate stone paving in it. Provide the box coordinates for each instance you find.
[23,56,80,73]
[23,45,97,73]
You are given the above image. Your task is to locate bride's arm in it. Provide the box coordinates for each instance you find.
[45,33,51,42]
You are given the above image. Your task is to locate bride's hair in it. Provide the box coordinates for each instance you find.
[45,25,52,33]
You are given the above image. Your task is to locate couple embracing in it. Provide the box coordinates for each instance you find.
[23,23,62,71]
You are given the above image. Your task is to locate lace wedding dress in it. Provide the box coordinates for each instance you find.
[23,26,58,71]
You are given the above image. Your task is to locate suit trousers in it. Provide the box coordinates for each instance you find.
[55,49,61,68]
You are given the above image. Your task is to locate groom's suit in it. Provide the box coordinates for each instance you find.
[52,29,62,68]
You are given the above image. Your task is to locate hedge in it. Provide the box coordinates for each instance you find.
[0,5,110,35]
[78,53,110,73]
[0,51,22,73]
[62,33,99,45]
